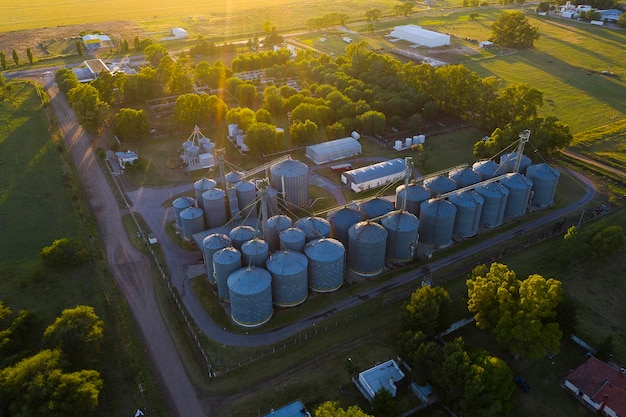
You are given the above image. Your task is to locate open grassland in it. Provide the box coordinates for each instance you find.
[570,119,626,171]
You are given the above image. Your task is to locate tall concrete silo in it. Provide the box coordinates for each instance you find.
[449,167,481,188]
[304,238,345,292]
[418,199,457,248]
[347,221,388,277]
[266,250,309,307]
[194,178,216,209]
[235,180,258,219]
[499,152,532,174]
[328,207,363,249]
[227,267,273,327]
[213,246,241,301]
[202,188,228,228]
[241,238,269,267]
[270,159,309,208]
[475,182,509,227]
[173,196,194,228]
[424,175,457,197]
[448,191,484,238]
[472,160,500,180]
[180,207,205,241]
[279,227,306,252]
[359,197,394,220]
[395,183,431,217]
[381,211,420,263]
[230,225,259,250]
[266,215,293,252]
[499,173,533,218]
[201,233,231,283]
[526,164,560,209]
[294,216,331,242]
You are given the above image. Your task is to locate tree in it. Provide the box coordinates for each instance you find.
[144,43,168,67]
[12,49,19,67]
[469,12,480,20]
[315,401,373,417]
[245,122,279,156]
[169,57,194,95]
[91,71,124,105]
[26,47,34,64]
[289,120,318,145]
[255,108,272,124]
[490,11,539,49]
[365,8,383,22]
[54,68,79,96]
[618,12,626,28]
[67,83,109,132]
[0,51,7,70]
[39,238,88,267]
[263,85,285,115]
[536,2,550,12]
[371,387,397,417]
[236,83,258,107]
[359,110,386,136]
[0,309,40,366]
[113,108,150,143]
[226,107,256,132]
[566,222,625,260]
[326,122,346,139]
[76,40,84,56]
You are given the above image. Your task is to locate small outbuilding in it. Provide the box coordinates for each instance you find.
[305,137,362,165]
[342,158,406,193]
[261,399,311,417]
[356,359,405,401]
[82,34,112,49]
[388,25,450,48]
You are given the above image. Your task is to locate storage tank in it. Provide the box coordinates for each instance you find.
[227,267,273,327]
[235,180,258,219]
[213,247,242,301]
[381,211,420,263]
[448,191,484,238]
[266,215,293,252]
[241,238,269,267]
[199,137,215,154]
[395,183,431,217]
[424,175,457,197]
[405,138,412,148]
[499,173,533,218]
[266,250,309,307]
[347,221,388,277]
[270,159,309,208]
[180,207,205,241]
[172,196,194,228]
[499,152,532,174]
[194,178,216,209]
[359,197,394,220]
[418,199,457,248]
[327,207,363,249]
[472,160,500,180]
[201,233,231,283]
[279,227,306,252]
[449,167,481,188]
[202,188,228,229]
[475,182,509,227]
[294,216,331,242]
[264,186,280,217]
[304,238,345,292]
[186,145,200,159]
[526,164,560,209]
[225,171,244,186]
[394,140,403,149]
[229,225,259,250]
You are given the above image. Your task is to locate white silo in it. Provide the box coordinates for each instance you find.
[475,182,509,227]
[448,191,484,238]
[229,225,259,250]
[213,247,242,301]
[172,196,194,228]
[418,199,457,248]
[235,180,258,219]
[472,160,500,180]
[194,178,216,209]
[526,164,560,209]
[202,188,228,228]
[359,197,394,220]
[424,175,457,197]
[347,221,388,277]
[304,238,345,292]
[241,238,269,267]
[266,215,293,252]
[499,173,533,218]
[270,159,309,208]
[381,211,420,263]
[449,167,481,188]
[227,267,273,327]
[294,216,331,242]
[201,233,231,283]
[180,207,205,241]
[395,183,431,217]
[279,227,306,252]
[266,250,309,307]
[328,207,363,249]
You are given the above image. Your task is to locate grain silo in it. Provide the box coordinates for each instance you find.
[266,251,309,307]
[229,225,259,250]
[202,188,228,228]
[241,238,269,267]
[235,180,258,219]
[472,160,500,180]
[194,178,216,209]
[381,211,420,263]
[279,227,306,252]
[475,182,509,228]
[499,173,533,218]
[424,175,457,197]
[270,159,309,208]
[186,144,200,159]
[526,164,560,209]
[225,171,244,186]
[213,247,242,301]
[201,233,231,283]
[448,191,484,238]
[180,207,205,241]
[173,196,194,228]
[499,152,532,174]
[294,216,331,242]
[328,207,363,249]
[449,167,481,188]
[418,199,457,248]
[304,238,345,292]
[266,215,293,252]
[347,221,388,277]
[265,186,280,216]
[227,267,273,327]
[395,183,431,217]
[359,197,394,220]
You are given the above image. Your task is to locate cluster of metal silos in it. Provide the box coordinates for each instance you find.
[266,215,293,251]
[381,211,420,262]
[419,199,457,247]
[526,164,560,209]
[359,197,394,219]
[270,159,309,208]
[202,233,231,283]
[294,216,331,242]
[448,191,483,238]
[395,183,431,217]
[347,221,388,277]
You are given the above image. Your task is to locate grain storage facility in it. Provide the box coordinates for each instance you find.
[449,167,481,188]
[499,173,533,218]
[348,221,388,277]
[194,178,216,209]
[241,238,269,267]
[395,183,431,216]
[381,211,420,263]
[359,197,395,220]
[419,199,457,247]
[227,267,273,327]
[279,227,306,252]
[341,158,406,193]
[201,233,231,283]
[180,207,205,241]
[266,250,309,307]
[526,164,560,209]
[448,191,484,238]
[234,180,258,219]
[270,159,309,208]
[499,152,532,174]
[475,182,509,227]
[424,175,457,197]
[202,188,228,228]
[304,238,345,292]
[328,206,363,249]
[294,216,331,242]
[266,215,293,252]
[230,225,259,250]
[305,137,362,165]
[472,160,501,180]
[172,196,194,228]
[213,247,242,301]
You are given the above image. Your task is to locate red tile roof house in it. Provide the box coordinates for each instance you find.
[563,356,626,417]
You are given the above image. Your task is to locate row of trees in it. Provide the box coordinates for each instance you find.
[0,49,33,69]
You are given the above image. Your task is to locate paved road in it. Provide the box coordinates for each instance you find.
[562,148,626,181]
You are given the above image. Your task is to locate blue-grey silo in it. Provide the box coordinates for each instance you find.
[347,221,388,277]
[265,187,280,216]
[418,199,457,248]
[179,207,205,241]
[448,191,484,238]
[227,267,273,327]
[499,152,532,174]
[186,144,199,159]
[201,233,231,283]
[235,180,258,219]
[475,182,509,227]
[194,178,216,209]
[241,238,269,267]
[266,215,293,252]
[279,227,306,252]
[424,175,457,197]
[266,250,309,307]
[172,196,194,228]
[328,207,363,249]
[229,225,259,250]
[270,159,309,208]
[225,171,244,186]
[395,183,431,217]
[526,164,560,209]
[202,188,228,228]
[213,246,242,301]
[472,160,500,180]
[304,238,345,292]
[449,167,481,188]
[499,173,533,218]
[294,216,331,242]
[381,211,420,262]
[359,197,394,220]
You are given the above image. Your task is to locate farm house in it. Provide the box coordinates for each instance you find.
[388,25,450,48]
[305,137,362,165]
[342,158,406,193]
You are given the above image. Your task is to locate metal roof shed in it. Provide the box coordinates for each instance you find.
[342,158,406,193]
[262,399,311,417]
[306,137,362,165]
[357,359,405,401]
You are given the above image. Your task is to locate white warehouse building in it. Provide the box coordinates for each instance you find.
[389,25,450,48]
[342,158,406,193]
[306,137,362,165]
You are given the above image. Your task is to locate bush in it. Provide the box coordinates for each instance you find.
[39,238,88,267]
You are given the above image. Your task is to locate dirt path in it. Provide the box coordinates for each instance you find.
[42,74,208,417]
